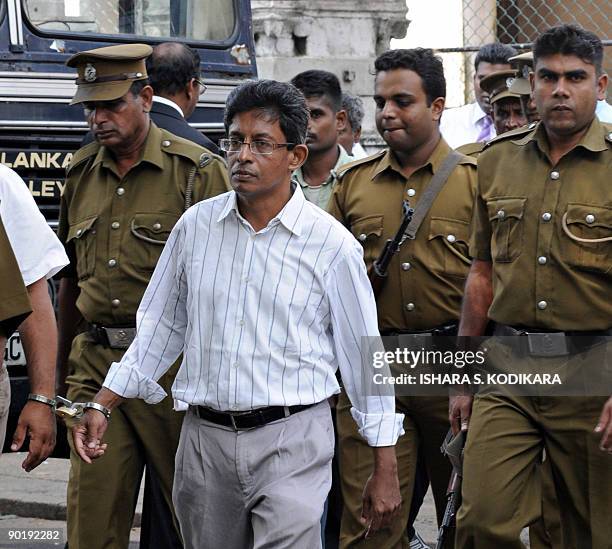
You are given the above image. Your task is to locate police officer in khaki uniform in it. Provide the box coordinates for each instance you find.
[452,25,612,548]
[328,48,477,548]
[56,44,230,549]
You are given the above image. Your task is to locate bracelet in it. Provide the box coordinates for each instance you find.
[27,394,57,408]
[83,402,111,420]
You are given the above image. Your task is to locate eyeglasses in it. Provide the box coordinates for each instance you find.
[194,77,207,96]
[219,138,296,155]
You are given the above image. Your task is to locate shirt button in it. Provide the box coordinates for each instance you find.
[585,214,595,224]
[233,362,239,368]
[111,298,121,308]
[446,234,456,243]
[537,300,547,310]
[111,221,120,230]
[538,256,547,265]
[162,140,171,147]
[358,233,367,242]
[238,319,244,326]
[550,171,560,180]
[542,212,552,222]
[152,222,162,230]
[407,188,416,197]
[116,187,125,196]
[497,210,505,219]
[401,262,411,271]
[405,303,415,312]
[108,259,117,267]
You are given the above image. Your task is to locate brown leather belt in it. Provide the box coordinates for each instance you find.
[193,403,315,431]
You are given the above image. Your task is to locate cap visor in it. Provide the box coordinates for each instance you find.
[491,90,523,104]
[70,80,133,105]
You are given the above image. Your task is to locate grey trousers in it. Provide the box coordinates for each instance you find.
[0,363,10,452]
[173,401,334,549]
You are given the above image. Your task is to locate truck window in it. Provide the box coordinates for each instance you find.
[22,0,235,41]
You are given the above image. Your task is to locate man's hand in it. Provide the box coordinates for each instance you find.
[449,392,473,435]
[360,447,401,537]
[72,409,109,464]
[11,401,56,472]
[594,396,612,452]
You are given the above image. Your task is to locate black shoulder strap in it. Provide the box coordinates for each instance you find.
[404,150,463,240]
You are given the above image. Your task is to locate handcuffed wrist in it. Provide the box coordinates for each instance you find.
[27,393,57,408]
[83,402,111,420]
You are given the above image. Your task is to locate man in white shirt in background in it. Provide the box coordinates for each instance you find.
[440,43,516,148]
[339,92,369,159]
[71,79,404,549]
[0,165,69,470]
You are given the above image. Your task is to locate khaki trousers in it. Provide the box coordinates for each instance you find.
[173,401,334,549]
[66,333,183,549]
[336,391,451,549]
[0,363,10,452]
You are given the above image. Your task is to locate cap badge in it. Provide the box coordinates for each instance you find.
[506,77,515,88]
[84,64,97,82]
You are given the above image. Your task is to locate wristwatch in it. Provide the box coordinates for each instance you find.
[27,393,57,408]
[83,402,111,420]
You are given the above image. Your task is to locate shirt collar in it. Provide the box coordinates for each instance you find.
[513,117,608,154]
[371,137,452,180]
[153,96,184,118]
[294,144,353,188]
[470,101,489,125]
[216,183,305,237]
[90,122,165,174]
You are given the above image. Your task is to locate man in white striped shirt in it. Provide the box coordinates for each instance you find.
[71,79,404,549]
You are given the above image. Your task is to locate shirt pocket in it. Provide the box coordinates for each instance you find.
[66,216,98,280]
[560,203,612,274]
[349,214,384,265]
[129,212,180,273]
[428,217,471,277]
[486,197,526,263]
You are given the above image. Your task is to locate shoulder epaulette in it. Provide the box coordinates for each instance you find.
[456,142,485,158]
[336,149,387,180]
[66,141,100,174]
[159,129,225,167]
[483,122,537,149]
[603,123,612,144]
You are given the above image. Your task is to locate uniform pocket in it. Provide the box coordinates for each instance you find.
[428,217,471,277]
[560,203,612,274]
[486,197,526,263]
[350,215,383,265]
[129,212,180,272]
[67,216,98,280]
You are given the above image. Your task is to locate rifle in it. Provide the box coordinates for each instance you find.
[436,429,466,549]
[368,200,414,297]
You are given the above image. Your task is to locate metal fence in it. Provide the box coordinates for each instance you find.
[430,0,611,106]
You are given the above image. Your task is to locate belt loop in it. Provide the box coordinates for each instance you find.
[283,406,290,418]
[230,414,238,431]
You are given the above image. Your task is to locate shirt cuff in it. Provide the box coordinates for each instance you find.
[350,407,405,447]
[103,361,168,404]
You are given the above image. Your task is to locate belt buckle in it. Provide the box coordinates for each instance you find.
[397,333,432,350]
[525,332,569,357]
[105,327,135,349]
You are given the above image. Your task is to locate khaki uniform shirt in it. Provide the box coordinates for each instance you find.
[294,145,353,210]
[58,123,230,326]
[470,118,612,331]
[329,138,477,332]
[0,214,30,337]
[456,141,485,158]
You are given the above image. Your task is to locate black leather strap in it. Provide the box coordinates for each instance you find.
[194,404,315,430]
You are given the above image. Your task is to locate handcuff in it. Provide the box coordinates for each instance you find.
[28,393,111,421]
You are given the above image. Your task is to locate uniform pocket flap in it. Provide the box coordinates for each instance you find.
[67,216,98,242]
[428,217,470,243]
[564,203,612,229]
[350,215,383,242]
[486,197,527,222]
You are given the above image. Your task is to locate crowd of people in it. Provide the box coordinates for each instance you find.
[0,21,611,549]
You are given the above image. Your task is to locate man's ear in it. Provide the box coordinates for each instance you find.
[596,73,608,101]
[140,85,154,112]
[336,109,348,133]
[431,96,445,121]
[288,143,308,171]
[185,79,196,103]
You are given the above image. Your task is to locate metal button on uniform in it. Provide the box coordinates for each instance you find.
[76,229,83,236]
[497,210,505,219]
[358,233,367,242]
[111,298,121,308]
[406,303,415,312]
[407,188,416,197]
[111,221,120,230]
[108,259,117,268]
[542,212,552,222]
[538,256,547,265]
[537,300,547,310]
[401,262,411,271]
[116,187,125,196]
[585,214,595,224]
[550,171,560,180]
[152,222,162,231]
[162,140,171,147]
[446,234,456,243]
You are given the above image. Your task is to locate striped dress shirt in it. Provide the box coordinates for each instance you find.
[104,185,404,446]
